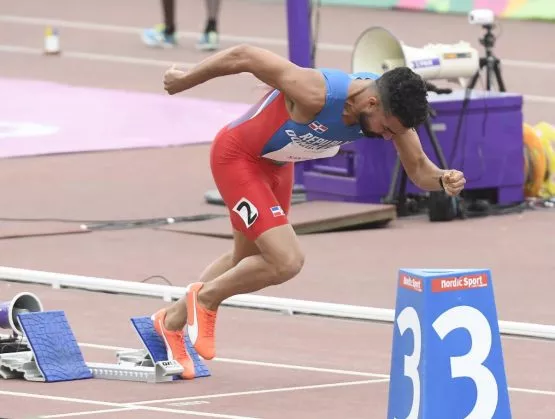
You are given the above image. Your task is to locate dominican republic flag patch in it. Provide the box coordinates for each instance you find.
[270,205,285,217]
[309,121,328,134]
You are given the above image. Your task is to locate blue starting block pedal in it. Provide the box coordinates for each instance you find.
[130,316,210,379]
[15,311,92,382]
[0,307,209,384]
[88,316,210,383]
[387,269,512,419]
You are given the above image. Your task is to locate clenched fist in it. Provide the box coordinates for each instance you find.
[441,170,466,197]
[163,64,187,95]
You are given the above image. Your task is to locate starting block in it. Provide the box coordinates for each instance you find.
[0,309,210,383]
[1,310,92,382]
[387,268,512,419]
[92,316,211,382]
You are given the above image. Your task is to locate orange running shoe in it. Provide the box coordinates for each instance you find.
[151,309,195,380]
[186,282,217,360]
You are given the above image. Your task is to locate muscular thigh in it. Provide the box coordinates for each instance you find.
[231,229,260,263]
[211,135,292,242]
[229,157,293,264]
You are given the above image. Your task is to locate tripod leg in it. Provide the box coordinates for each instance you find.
[383,155,409,216]
[486,60,493,92]
[467,70,481,90]
[424,118,449,169]
[423,116,460,221]
[467,57,488,90]
[383,156,402,204]
[397,168,409,216]
[493,59,506,92]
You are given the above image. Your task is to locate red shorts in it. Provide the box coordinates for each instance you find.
[210,128,294,241]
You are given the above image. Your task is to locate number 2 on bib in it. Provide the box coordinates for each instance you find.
[233,197,258,228]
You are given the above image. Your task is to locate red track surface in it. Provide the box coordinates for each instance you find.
[1,1,554,418]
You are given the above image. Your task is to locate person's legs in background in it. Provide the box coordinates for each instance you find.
[196,0,221,51]
[142,0,222,51]
[142,0,178,48]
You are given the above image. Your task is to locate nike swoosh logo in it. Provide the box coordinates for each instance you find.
[188,290,199,345]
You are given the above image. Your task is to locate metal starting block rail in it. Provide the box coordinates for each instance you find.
[0,311,210,383]
[0,350,43,381]
[87,359,184,383]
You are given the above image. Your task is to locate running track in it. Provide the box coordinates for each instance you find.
[0,1,554,418]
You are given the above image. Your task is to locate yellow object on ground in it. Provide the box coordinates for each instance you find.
[522,123,547,198]
[534,122,555,198]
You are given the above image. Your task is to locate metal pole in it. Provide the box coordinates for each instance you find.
[286,0,313,186]
[286,0,313,68]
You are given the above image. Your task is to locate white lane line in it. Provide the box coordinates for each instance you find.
[76,341,555,397]
[0,390,258,419]
[133,378,389,406]
[39,407,138,418]
[2,15,555,70]
[1,44,554,106]
[77,341,388,378]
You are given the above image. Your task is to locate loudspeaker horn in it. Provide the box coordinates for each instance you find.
[352,26,479,84]
[0,292,44,335]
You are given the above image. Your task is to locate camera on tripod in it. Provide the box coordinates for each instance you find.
[465,8,505,92]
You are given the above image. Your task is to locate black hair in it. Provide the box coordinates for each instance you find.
[374,67,431,129]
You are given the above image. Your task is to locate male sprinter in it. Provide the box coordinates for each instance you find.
[151,44,466,378]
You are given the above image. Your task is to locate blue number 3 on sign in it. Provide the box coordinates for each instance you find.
[387,269,512,419]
